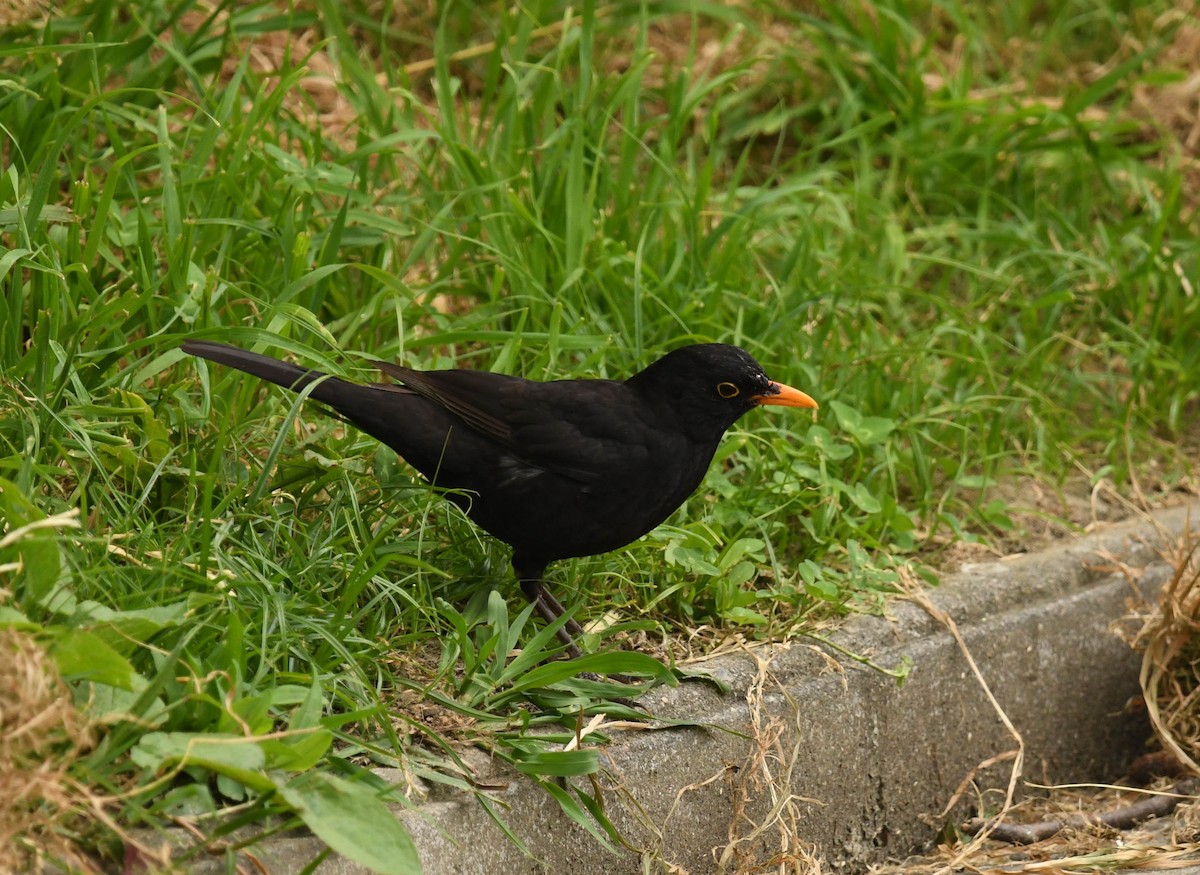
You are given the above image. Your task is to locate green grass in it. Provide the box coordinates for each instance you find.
[1,0,1197,870]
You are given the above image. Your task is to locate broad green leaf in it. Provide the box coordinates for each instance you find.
[664,541,719,576]
[0,480,75,605]
[221,692,274,736]
[845,482,883,514]
[724,560,756,587]
[80,682,168,726]
[982,499,1014,530]
[829,400,895,446]
[512,748,600,778]
[0,605,33,627]
[52,629,140,690]
[150,783,217,819]
[724,606,768,626]
[805,577,840,601]
[131,732,266,771]
[77,600,188,650]
[278,771,421,875]
[718,538,765,572]
[511,652,672,691]
[131,732,274,794]
[130,724,274,796]
[954,474,997,489]
[288,679,326,731]
[261,729,333,772]
[804,425,853,461]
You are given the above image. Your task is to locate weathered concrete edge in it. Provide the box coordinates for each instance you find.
[206,503,1199,874]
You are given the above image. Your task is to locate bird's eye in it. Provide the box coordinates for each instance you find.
[717,381,740,399]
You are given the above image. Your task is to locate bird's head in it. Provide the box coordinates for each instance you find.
[627,343,817,442]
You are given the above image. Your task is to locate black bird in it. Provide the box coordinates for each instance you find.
[181,340,817,656]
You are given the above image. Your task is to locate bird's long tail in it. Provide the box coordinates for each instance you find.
[181,339,368,410]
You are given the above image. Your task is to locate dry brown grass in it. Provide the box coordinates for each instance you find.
[1130,14,1200,213]
[874,788,1200,874]
[0,0,49,30]
[1133,525,1200,776]
[0,628,97,873]
[713,648,827,875]
[1133,16,1200,157]
[624,643,828,875]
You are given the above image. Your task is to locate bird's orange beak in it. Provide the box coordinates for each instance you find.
[756,381,818,409]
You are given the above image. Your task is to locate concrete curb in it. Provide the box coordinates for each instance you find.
[207,503,1199,874]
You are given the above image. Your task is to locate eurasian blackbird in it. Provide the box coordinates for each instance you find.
[182,340,817,656]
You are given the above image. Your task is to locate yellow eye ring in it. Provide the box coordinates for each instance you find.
[717,381,740,399]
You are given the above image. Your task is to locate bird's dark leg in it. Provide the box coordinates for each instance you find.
[514,558,642,700]
[514,558,584,658]
[535,586,585,639]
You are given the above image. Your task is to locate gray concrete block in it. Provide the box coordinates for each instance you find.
[200,504,1199,874]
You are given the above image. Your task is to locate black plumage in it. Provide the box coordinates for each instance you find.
[182,339,817,656]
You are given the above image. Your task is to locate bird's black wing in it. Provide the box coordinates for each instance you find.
[372,361,514,439]
[372,361,652,485]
